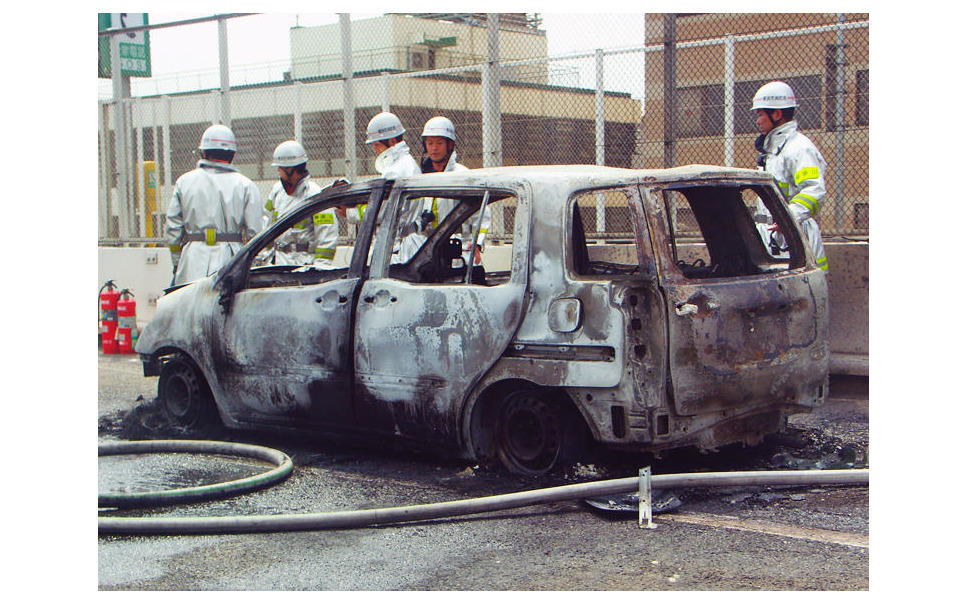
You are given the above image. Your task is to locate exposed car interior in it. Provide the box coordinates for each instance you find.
[662,184,806,278]
[386,189,516,287]
[240,188,517,291]
[570,188,646,278]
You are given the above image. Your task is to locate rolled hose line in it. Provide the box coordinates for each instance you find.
[98,440,868,536]
[98,440,293,509]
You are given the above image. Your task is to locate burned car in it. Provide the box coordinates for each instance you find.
[137,165,828,475]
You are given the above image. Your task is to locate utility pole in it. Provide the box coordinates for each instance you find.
[111,31,132,239]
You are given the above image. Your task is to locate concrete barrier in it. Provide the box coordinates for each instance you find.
[825,242,869,376]
[98,241,868,375]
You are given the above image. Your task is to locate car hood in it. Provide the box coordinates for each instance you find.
[135,276,219,356]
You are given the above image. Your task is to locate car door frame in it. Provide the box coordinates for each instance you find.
[639,176,829,419]
[206,179,390,432]
[351,182,531,448]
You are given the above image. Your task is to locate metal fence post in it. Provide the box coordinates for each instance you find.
[162,96,172,217]
[111,31,132,240]
[136,115,145,238]
[662,14,677,168]
[835,14,847,232]
[595,48,606,233]
[218,16,231,126]
[342,14,357,181]
[482,13,503,168]
[724,34,735,167]
[294,80,303,142]
[381,71,390,113]
[99,102,111,239]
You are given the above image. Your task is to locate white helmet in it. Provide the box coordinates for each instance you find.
[198,124,238,152]
[271,140,309,167]
[751,81,797,110]
[422,116,456,142]
[365,111,405,144]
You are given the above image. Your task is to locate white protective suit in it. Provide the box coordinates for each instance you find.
[346,140,421,226]
[755,120,828,271]
[264,176,339,266]
[166,159,263,285]
[410,150,492,263]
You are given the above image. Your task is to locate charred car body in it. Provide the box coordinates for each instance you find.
[137,165,829,475]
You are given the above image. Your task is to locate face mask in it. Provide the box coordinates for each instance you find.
[374,149,391,174]
[279,168,301,195]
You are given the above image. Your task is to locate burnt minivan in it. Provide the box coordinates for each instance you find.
[137,165,828,475]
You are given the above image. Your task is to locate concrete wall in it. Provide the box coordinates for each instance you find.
[825,242,869,375]
[98,241,868,375]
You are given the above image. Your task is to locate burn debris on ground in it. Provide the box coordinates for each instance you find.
[98,396,226,441]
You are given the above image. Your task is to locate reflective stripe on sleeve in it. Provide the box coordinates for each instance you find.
[816,255,828,271]
[794,166,821,185]
[315,247,336,260]
[790,193,818,215]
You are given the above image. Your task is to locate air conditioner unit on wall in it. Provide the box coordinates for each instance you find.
[409,47,429,70]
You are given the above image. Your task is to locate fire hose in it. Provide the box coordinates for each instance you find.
[99,439,869,536]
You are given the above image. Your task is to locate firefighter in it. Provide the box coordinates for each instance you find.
[338,111,421,227]
[418,116,490,265]
[751,81,828,271]
[338,111,423,261]
[264,140,339,266]
[166,124,263,286]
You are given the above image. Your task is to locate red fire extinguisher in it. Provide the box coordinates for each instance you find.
[99,280,120,354]
[116,289,138,355]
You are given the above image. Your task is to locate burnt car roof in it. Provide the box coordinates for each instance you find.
[393,164,770,188]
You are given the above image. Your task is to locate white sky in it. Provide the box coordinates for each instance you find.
[100,12,651,99]
[141,12,648,73]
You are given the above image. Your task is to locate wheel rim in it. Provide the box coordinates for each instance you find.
[499,392,562,475]
[161,359,203,427]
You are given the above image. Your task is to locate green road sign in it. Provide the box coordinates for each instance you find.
[98,13,152,78]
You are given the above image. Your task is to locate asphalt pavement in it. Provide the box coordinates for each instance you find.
[97,351,870,591]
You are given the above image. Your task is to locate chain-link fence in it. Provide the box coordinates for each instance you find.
[98,12,868,247]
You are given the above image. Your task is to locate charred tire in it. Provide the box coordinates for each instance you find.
[158,354,216,430]
[495,387,587,476]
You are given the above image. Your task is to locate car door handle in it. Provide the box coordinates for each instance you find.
[675,302,699,316]
[362,290,397,306]
[675,298,719,317]
[315,291,348,309]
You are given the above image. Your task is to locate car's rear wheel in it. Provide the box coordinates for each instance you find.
[495,387,587,476]
[158,354,216,430]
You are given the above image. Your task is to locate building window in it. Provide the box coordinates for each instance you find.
[677,84,724,137]
[734,75,823,134]
[855,69,869,126]
[678,75,824,137]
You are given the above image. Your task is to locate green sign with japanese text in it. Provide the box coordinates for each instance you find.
[98,13,151,78]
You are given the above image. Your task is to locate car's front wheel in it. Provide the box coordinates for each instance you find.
[495,387,588,476]
[158,353,216,430]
